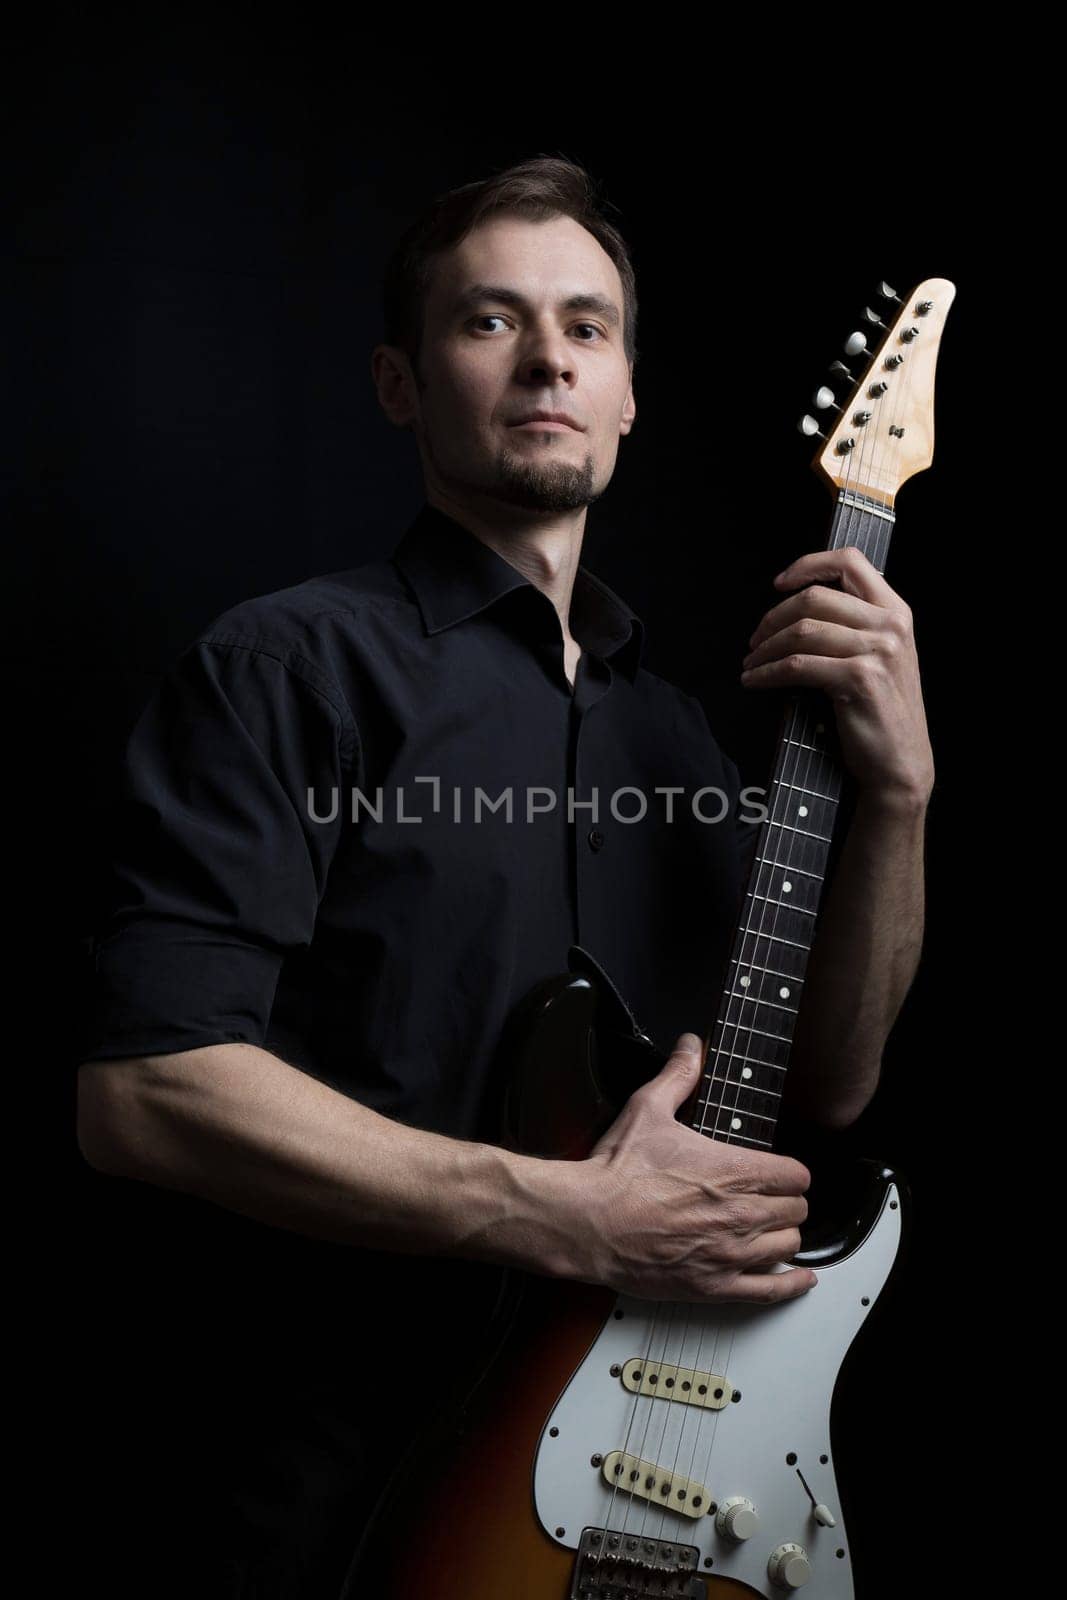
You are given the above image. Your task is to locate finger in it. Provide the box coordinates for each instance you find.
[749,586,882,650]
[646,1031,706,1115]
[773,547,899,608]
[705,1265,818,1305]
[744,621,882,669]
[755,1194,809,1229]
[725,1152,812,1196]
[737,1225,804,1268]
[740,651,883,701]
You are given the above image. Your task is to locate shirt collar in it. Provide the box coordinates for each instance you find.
[390,502,645,682]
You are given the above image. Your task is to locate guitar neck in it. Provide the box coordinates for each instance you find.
[690,491,895,1151]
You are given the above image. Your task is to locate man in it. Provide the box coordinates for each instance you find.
[76,156,932,1597]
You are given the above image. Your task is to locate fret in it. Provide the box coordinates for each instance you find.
[695,1103,778,1126]
[784,738,832,753]
[726,957,805,985]
[691,1122,774,1149]
[704,1050,787,1073]
[711,1021,792,1045]
[735,906,818,946]
[736,929,811,952]
[722,993,800,1018]
[702,1076,782,1099]
[755,821,833,844]
[746,893,817,917]
[778,780,837,803]
[750,860,823,882]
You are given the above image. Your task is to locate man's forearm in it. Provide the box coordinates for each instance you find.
[784,788,929,1129]
[77,1043,579,1274]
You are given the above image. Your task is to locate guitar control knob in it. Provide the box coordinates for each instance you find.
[768,1543,812,1589]
[715,1496,759,1542]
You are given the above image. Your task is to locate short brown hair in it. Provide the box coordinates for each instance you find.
[382,154,638,382]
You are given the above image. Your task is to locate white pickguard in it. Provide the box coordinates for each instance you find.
[533,1179,901,1597]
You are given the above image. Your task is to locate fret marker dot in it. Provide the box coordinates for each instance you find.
[782,881,793,894]
[742,1067,752,1080]
[798,805,808,817]
[730,1117,742,1131]
[779,986,790,998]
[740,975,751,988]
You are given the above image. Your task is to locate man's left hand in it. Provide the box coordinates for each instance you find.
[740,546,934,805]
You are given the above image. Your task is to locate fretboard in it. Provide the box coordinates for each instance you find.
[690,490,895,1150]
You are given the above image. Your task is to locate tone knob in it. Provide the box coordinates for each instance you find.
[715,1496,759,1542]
[768,1542,812,1589]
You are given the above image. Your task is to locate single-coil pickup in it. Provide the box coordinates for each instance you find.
[621,1356,733,1410]
[601,1450,710,1520]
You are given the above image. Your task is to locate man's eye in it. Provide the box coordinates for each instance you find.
[470,316,604,340]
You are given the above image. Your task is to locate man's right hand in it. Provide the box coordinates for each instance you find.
[554,1031,817,1305]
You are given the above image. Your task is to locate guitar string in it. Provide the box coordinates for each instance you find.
[645,316,907,1554]
[590,306,910,1573]
[634,347,890,1551]
[585,476,857,1574]
[591,358,876,1572]
[677,315,907,1543]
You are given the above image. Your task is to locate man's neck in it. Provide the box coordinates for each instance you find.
[426,491,587,660]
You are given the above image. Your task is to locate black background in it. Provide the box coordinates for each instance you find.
[12,21,1012,1598]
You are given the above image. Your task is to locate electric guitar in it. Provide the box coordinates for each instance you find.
[342,276,954,1598]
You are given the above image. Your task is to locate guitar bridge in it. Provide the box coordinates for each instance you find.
[569,1526,706,1598]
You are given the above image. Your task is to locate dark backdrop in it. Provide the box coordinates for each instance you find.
[12,24,1006,1599]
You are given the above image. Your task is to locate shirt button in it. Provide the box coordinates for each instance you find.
[588,828,605,852]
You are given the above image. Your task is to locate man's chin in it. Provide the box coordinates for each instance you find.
[492,456,599,514]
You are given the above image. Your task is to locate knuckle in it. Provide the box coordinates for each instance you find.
[719,1202,752,1237]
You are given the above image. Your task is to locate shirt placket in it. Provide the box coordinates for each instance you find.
[569,651,615,949]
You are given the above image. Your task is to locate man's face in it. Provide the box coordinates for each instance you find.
[403,213,636,515]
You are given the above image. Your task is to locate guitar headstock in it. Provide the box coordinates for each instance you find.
[799,277,956,508]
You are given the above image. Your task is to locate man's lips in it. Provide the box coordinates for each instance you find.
[508,413,584,432]
[510,420,579,432]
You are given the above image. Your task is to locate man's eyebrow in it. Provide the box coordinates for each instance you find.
[451,284,621,327]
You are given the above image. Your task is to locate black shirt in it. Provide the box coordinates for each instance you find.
[83,499,760,1130]
[78,499,763,1593]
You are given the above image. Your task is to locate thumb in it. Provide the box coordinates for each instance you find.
[652,1031,706,1113]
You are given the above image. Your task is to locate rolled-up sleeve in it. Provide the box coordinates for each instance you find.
[81,633,358,1061]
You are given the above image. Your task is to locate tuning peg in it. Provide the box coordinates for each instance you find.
[844,332,869,358]
[798,415,827,438]
[812,386,838,411]
[828,360,853,382]
[877,281,901,302]
[862,306,887,329]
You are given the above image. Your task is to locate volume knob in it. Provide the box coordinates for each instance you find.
[768,1542,812,1589]
[715,1496,759,1542]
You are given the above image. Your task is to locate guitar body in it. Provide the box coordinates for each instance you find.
[343,963,908,1598]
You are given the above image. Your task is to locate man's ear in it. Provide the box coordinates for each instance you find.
[620,374,636,436]
[371,344,420,429]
